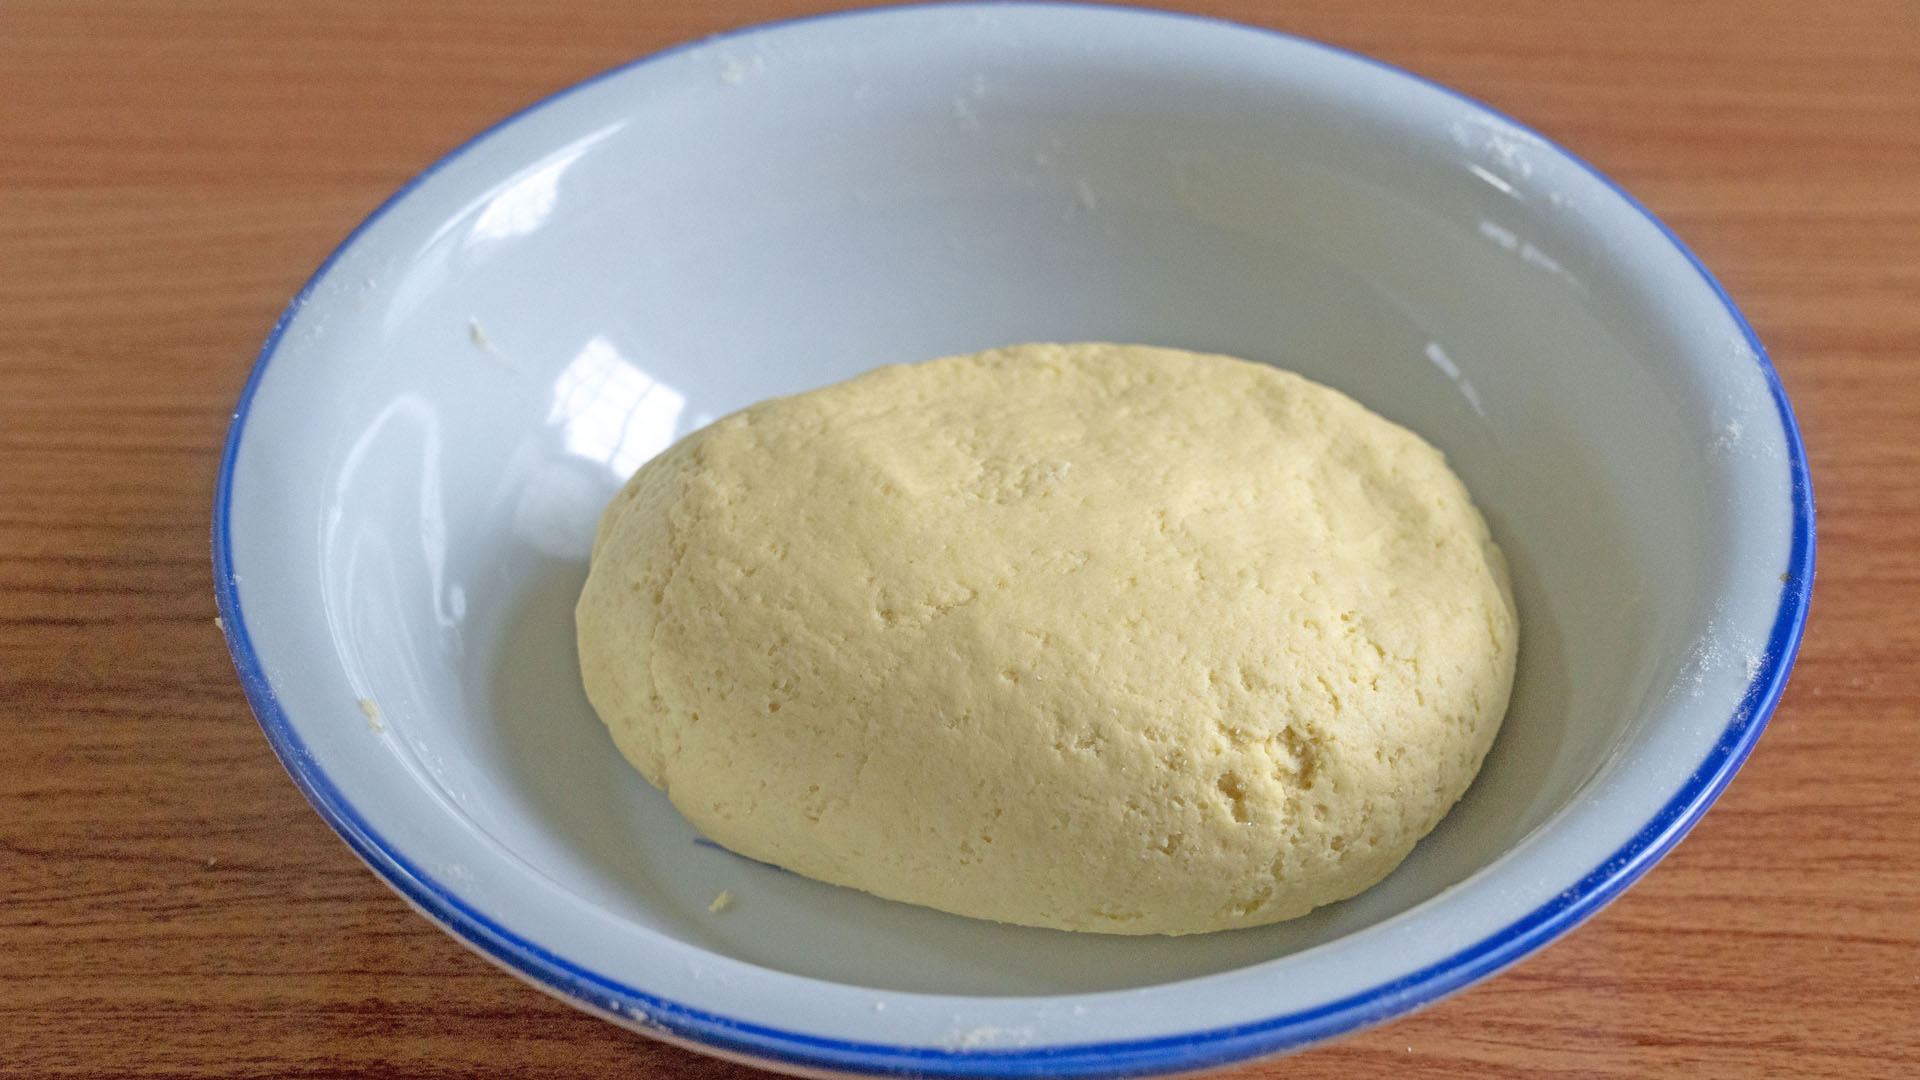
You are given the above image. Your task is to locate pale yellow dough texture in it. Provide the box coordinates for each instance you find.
[576,343,1517,935]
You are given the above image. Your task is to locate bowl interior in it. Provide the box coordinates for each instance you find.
[224,3,1795,1024]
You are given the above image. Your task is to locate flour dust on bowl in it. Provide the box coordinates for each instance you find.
[213,4,1812,1076]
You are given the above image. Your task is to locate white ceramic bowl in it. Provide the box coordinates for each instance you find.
[214,4,1813,1075]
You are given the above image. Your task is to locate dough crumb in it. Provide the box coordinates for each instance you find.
[467,317,515,367]
[708,889,734,913]
[358,698,384,732]
[939,1025,1035,1050]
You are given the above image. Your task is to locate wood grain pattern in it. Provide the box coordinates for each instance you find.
[3,2,1916,1077]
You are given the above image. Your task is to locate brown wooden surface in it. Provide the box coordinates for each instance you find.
[3,2,1916,1077]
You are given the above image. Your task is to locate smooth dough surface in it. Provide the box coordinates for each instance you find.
[576,343,1517,935]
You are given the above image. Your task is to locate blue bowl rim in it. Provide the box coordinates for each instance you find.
[211,4,1816,1077]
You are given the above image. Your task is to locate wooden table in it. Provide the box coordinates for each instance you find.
[4,2,1915,1077]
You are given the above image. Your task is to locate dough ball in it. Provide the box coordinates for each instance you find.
[576,343,1517,934]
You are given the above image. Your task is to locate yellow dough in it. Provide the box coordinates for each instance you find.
[575,343,1517,935]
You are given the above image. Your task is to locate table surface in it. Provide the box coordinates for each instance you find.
[4,2,1916,1077]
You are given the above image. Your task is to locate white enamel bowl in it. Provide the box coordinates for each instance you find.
[214,4,1813,1075]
